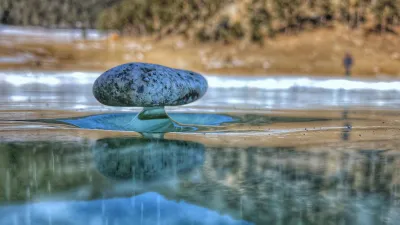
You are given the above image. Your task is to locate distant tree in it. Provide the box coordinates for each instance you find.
[371,0,400,33]
[250,0,274,42]
[1,0,399,42]
[271,0,303,33]
[0,0,121,28]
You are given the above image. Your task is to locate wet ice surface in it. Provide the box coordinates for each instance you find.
[1,71,400,225]
[0,138,399,225]
[1,71,400,111]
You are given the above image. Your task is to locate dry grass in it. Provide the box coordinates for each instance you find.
[1,26,400,78]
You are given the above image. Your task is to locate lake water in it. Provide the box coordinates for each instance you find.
[0,71,400,225]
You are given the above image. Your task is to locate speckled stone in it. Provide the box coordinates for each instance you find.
[93,63,208,107]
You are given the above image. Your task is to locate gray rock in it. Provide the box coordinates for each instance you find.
[92,137,205,180]
[93,63,208,107]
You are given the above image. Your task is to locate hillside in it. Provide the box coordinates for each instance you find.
[84,0,400,43]
[1,0,400,77]
[0,0,120,28]
[1,0,400,43]
[1,25,400,77]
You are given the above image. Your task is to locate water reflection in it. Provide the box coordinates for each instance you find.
[193,146,400,225]
[0,138,251,224]
[341,108,352,141]
[0,192,250,225]
[92,137,205,180]
[0,138,399,224]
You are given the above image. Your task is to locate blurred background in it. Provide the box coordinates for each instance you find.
[1,3,400,225]
[1,0,400,77]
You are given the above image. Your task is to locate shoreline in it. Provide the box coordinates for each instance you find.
[1,63,396,79]
[1,26,400,78]
[1,69,398,82]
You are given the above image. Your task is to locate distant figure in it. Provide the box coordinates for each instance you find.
[34,60,42,67]
[343,52,354,77]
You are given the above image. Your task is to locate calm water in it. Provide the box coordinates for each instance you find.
[1,71,400,225]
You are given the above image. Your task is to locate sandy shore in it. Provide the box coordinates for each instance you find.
[1,26,400,78]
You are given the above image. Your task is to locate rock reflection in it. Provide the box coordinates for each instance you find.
[0,139,399,224]
[92,137,205,181]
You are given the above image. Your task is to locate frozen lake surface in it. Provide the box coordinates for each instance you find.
[0,71,400,225]
[2,71,400,111]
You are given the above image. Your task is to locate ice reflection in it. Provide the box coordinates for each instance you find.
[341,108,352,141]
[92,137,205,180]
[0,192,250,225]
[0,137,399,224]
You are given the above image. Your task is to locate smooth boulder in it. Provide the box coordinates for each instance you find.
[93,63,208,107]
